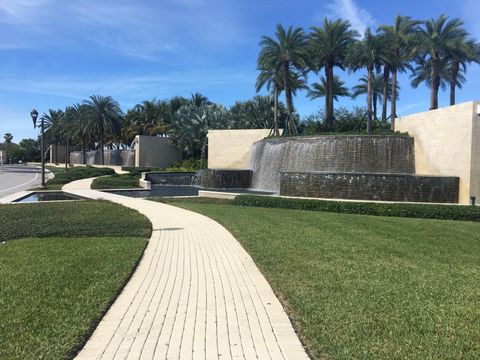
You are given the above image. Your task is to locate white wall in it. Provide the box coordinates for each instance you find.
[208,129,271,169]
[395,101,480,204]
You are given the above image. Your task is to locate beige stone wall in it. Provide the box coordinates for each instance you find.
[208,129,271,169]
[135,135,183,168]
[395,101,480,204]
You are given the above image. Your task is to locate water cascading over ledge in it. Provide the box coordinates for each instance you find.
[249,135,415,192]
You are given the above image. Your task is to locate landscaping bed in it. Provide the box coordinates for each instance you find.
[43,166,115,190]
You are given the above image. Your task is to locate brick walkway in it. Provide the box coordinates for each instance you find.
[64,179,309,360]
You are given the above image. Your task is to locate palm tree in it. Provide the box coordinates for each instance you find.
[256,65,282,135]
[348,28,383,133]
[3,133,12,144]
[416,15,467,110]
[69,104,93,165]
[42,109,64,164]
[307,75,351,103]
[378,15,420,128]
[410,55,465,96]
[258,24,310,135]
[83,95,123,165]
[309,18,359,130]
[446,38,480,105]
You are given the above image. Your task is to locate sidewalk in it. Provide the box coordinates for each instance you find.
[63,178,309,360]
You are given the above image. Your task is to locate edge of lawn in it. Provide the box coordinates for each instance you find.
[68,235,148,359]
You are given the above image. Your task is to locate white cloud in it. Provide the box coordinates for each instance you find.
[323,0,375,36]
[0,0,52,24]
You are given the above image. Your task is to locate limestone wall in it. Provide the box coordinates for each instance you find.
[395,101,480,204]
[207,129,271,169]
[135,135,182,168]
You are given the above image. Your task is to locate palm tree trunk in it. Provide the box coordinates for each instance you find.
[430,58,439,110]
[325,65,335,131]
[273,86,280,136]
[282,61,297,136]
[367,67,373,135]
[100,133,104,165]
[450,61,459,106]
[65,138,69,171]
[382,64,389,123]
[83,136,87,165]
[373,92,378,121]
[390,68,398,130]
[54,138,58,164]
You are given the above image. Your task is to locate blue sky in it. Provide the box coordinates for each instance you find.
[1,0,479,141]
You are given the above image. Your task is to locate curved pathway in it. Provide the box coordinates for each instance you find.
[63,178,309,360]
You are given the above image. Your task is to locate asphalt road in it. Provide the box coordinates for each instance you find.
[0,165,43,200]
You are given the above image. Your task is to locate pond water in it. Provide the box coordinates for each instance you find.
[14,191,84,203]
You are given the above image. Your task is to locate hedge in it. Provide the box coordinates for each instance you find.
[233,195,480,222]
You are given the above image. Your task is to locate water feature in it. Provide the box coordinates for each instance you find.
[14,191,85,203]
[248,135,459,203]
[70,149,135,166]
[250,136,415,192]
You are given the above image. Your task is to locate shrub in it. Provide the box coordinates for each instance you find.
[166,159,207,172]
[233,195,480,222]
[47,166,114,185]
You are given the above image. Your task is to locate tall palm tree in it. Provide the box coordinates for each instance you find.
[256,65,307,135]
[42,109,64,164]
[416,15,467,110]
[307,75,351,103]
[69,104,93,165]
[83,95,123,165]
[309,18,359,130]
[410,55,465,95]
[378,15,420,128]
[348,28,383,133]
[258,24,310,135]
[446,38,480,105]
[352,73,398,121]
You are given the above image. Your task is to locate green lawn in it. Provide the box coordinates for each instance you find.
[160,198,480,360]
[91,172,141,189]
[0,201,151,359]
[43,166,115,190]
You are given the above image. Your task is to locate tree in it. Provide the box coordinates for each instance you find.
[348,28,383,134]
[19,138,40,162]
[3,133,13,164]
[378,15,420,128]
[3,133,12,144]
[307,75,351,102]
[42,109,64,164]
[256,65,283,135]
[416,15,467,110]
[352,73,399,121]
[83,95,123,165]
[410,55,464,95]
[309,18,359,130]
[168,104,230,160]
[258,24,310,135]
[446,38,480,105]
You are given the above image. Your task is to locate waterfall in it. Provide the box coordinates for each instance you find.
[70,149,135,166]
[249,136,415,192]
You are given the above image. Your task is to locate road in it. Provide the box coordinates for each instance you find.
[0,165,43,200]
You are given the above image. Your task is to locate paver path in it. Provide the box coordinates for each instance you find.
[64,178,309,360]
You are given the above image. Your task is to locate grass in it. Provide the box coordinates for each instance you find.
[91,172,141,189]
[0,200,151,241]
[42,166,115,190]
[0,201,151,359]
[159,197,480,360]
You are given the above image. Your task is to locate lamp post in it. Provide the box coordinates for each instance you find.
[31,108,46,189]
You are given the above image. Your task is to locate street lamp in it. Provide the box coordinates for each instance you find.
[31,108,46,189]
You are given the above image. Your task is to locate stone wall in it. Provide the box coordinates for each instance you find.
[135,135,182,168]
[207,129,272,169]
[280,172,459,203]
[395,101,480,204]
